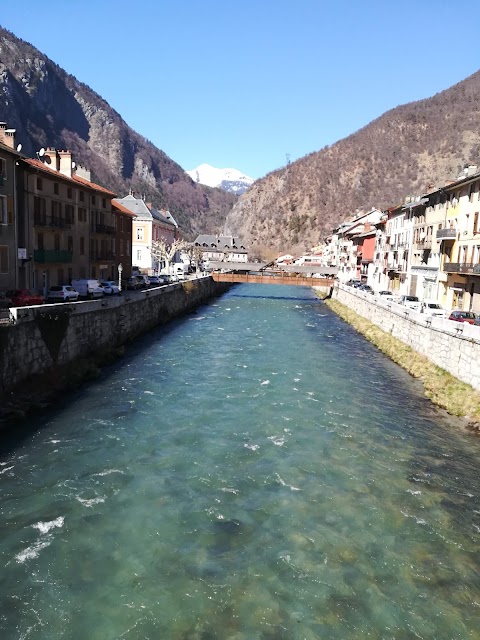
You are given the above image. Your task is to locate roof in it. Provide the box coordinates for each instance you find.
[23,158,116,195]
[193,234,247,250]
[112,201,136,217]
[113,194,152,219]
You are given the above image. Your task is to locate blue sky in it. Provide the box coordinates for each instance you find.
[1,1,478,180]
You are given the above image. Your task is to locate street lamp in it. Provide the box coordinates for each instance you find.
[118,263,123,292]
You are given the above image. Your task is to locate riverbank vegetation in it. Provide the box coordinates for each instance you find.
[322,297,480,430]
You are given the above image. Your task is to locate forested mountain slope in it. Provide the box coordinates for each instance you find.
[226,69,480,256]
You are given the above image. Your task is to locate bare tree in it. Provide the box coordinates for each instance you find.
[185,244,204,274]
[151,238,188,274]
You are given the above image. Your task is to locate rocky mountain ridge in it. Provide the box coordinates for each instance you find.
[0,27,236,238]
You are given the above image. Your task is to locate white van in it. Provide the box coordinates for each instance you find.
[71,279,104,299]
[174,263,188,280]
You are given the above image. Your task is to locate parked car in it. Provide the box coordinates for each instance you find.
[71,279,104,299]
[358,284,373,294]
[46,285,79,303]
[346,279,361,287]
[6,289,44,307]
[399,295,421,310]
[421,301,447,317]
[147,275,164,286]
[134,274,150,288]
[122,276,142,290]
[99,280,120,295]
[377,290,394,301]
[448,310,477,324]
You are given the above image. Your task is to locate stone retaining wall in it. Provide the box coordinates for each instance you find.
[332,285,480,390]
[0,277,230,398]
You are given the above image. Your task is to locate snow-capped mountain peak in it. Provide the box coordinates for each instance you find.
[186,163,254,195]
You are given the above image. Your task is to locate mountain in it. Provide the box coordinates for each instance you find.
[226,69,480,258]
[186,163,254,195]
[0,27,237,238]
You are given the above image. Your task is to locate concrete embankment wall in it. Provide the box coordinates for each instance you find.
[0,277,230,399]
[331,285,480,391]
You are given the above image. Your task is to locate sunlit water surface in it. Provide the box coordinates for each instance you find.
[1,285,480,639]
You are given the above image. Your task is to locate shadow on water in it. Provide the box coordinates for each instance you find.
[0,297,222,456]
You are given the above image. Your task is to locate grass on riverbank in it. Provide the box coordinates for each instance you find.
[323,297,480,429]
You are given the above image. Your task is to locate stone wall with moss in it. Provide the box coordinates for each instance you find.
[332,285,480,391]
[0,278,230,399]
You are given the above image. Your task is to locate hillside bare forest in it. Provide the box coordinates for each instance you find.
[0,27,236,238]
[226,69,480,255]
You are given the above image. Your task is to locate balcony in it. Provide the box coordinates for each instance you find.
[436,228,457,240]
[91,223,116,235]
[443,262,480,275]
[414,238,432,250]
[34,215,73,229]
[34,249,73,263]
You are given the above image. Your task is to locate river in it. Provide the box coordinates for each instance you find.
[1,284,479,639]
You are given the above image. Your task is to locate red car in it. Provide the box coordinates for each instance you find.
[448,310,477,324]
[5,289,44,307]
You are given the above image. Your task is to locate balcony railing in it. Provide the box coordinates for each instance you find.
[34,249,73,263]
[34,215,73,229]
[443,262,480,274]
[436,228,457,240]
[91,223,116,235]
[414,238,432,250]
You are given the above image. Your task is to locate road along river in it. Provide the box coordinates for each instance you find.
[1,284,479,639]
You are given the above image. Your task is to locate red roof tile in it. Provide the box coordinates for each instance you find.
[23,158,116,196]
[112,201,136,217]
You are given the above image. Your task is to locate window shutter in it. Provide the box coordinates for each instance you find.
[7,197,13,224]
[0,246,8,273]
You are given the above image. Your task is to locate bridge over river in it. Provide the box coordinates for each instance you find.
[209,261,337,287]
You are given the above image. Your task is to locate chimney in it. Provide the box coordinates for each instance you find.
[44,148,60,171]
[75,165,91,182]
[58,150,73,177]
[0,122,16,149]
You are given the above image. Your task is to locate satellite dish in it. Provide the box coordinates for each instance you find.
[38,148,45,157]
[16,143,22,152]
[72,161,76,169]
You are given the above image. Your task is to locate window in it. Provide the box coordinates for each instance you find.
[54,234,60,251]
[136,227,144,241]
[126,240,130,256]
[0,157,6,182]
[79,191,84,202]
[137,249,142,261]
[57,268,64,284]
[120,216,124,232]
[102,198,107,208]
[67,236,73,252]
[67,187,72,199]
[65,204,74,224]
[0,246,8,273]
[91,195,96,205]
[37,233,44,250]
[37,177,43,190]
[54,183,59,195]
[469,184,475,203]
[120,239,124,256]
[80,237,85,255]
[78,207,86,222]
[0,195,7,224]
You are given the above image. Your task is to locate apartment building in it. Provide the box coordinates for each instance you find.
[0,124,21,291]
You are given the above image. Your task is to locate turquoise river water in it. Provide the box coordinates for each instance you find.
[1,284,480,639]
